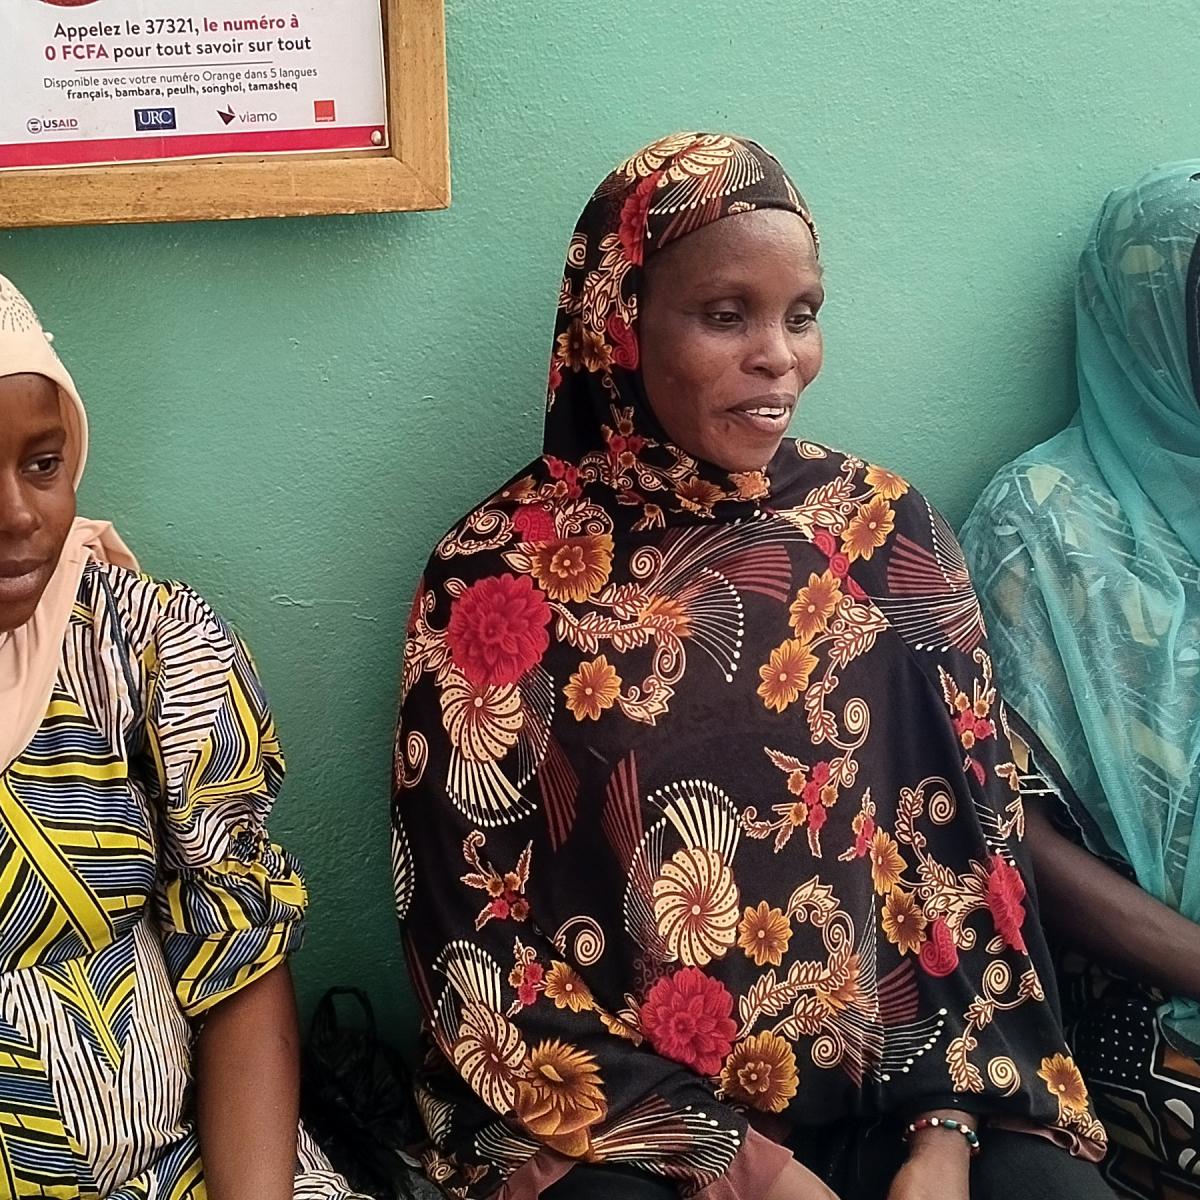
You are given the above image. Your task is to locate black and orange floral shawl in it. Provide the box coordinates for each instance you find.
[393,133,1105,1199]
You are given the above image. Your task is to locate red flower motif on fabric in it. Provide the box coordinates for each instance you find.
[811,530,867,596]
[487,892,530,923]
[544,456,582,499]
[919,917,960,978]
[852,813,876,859]
[606,314,639,371]
[796,768,835,816]
[607,432,647,468]
[987,855,1028,954]
[812,530,837,557]
[512,961,545,1008]
[828,552,851,579]
[954,707,996,749]
[512,505,557,544]
[618,171,661,265]
[639,967,737,1076]
[461,835,533,931]
[548,357,564,398]
[447,574,551,687]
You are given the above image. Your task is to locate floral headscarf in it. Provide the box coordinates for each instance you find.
[542,131,817,529]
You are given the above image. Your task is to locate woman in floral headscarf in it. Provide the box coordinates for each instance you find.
[393,133,1114,1200]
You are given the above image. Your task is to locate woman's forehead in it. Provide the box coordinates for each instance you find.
[0,373,64,418]
[650,209,820,277]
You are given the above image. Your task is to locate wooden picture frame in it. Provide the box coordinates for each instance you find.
[0,0,449,229]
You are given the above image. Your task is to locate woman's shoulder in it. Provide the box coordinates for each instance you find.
[958,428,1121,587]
[965,427,1103,534]
[787,438,941,533]
[81,561,236,656]
[418,458,551,579]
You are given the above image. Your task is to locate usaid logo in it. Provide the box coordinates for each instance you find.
[134,108,177,132]
[27,117,80,135]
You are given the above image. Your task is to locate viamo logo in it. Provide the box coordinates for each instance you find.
[217,106,278,125]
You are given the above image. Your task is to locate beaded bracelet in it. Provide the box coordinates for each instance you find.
[904,1115,981,1156]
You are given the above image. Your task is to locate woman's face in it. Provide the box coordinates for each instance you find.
[639,208,824,473]
[0,373,75,633]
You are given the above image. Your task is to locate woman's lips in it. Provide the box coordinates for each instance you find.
[728,394,796,436]
[0,560,49,606]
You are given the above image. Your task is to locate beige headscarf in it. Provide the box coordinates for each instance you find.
[0,274,138,774]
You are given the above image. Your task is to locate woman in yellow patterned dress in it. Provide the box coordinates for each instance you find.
[0,274,358,1199]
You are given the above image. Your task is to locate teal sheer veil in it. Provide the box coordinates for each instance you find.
[961,163,1200,1050]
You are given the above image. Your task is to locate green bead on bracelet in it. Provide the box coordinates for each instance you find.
[904,1115,982,1156]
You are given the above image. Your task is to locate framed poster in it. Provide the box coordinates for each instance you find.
[0,0,449,228]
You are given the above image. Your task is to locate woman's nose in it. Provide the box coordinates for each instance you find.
[747,323,796,378]
[0,477,40,540]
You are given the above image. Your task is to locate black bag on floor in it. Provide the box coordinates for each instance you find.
[300,987,425,1200]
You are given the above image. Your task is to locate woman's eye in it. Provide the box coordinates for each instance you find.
[706,310,742,325]
[28,455,63,477]
[788,312,817,332]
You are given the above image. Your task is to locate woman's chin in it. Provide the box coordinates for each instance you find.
[0,602,39,634]
[0,574,53,633]
[706,436,787,474]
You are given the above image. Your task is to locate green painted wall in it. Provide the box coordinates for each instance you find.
[4,0,1199,1041]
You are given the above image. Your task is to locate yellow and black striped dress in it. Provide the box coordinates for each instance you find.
[0,561,352,1199]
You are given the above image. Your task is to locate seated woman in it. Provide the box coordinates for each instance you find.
[392,133,1115,1200]
[961,163,1200,1200]
[0,275,357,1199]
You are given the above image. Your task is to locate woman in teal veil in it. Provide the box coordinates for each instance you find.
[961,163,1200,1199]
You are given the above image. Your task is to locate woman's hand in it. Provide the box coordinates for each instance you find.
[887,1114,971,1200]
[763,1157,841,1200]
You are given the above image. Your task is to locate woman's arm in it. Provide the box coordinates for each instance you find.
[886,1108,972,1200]
[1027,800,1200,999]
[137,582,308,1197]
[195,963,299,1200]
[762,1158,839,1200]
[961,500,1200,994]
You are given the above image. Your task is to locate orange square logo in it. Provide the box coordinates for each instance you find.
[314,100,336,123]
